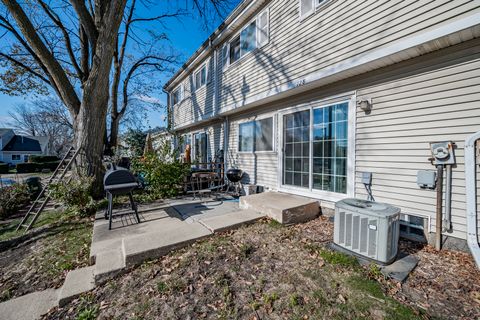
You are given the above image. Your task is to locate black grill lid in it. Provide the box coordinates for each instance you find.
[104,167,137,187]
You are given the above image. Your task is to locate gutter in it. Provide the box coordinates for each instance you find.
[465,130,480,269]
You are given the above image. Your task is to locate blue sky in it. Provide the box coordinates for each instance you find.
[0,1,240,130]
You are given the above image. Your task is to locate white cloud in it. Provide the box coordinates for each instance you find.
[0,115,13,127]
[135,94,164,105]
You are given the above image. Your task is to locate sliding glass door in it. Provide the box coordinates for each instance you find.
[282,102,349,195]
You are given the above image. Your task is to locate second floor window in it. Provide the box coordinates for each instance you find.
[172,85,183,105]
[228,8,269,65]
[195,65,206,90]
[300,0,328,19]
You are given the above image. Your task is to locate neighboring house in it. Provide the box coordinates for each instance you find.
[0,128,50,165]
[164,0,480,248]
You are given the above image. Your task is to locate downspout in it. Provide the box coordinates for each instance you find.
[224,116,229,184]
[465,130,480,268]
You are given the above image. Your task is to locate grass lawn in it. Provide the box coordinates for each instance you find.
[0,210,93,302]
[44,217,432,320]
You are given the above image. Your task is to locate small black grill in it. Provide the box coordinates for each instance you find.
[226,169,243,183]
[103,165,140,230]
[226,168,243,197]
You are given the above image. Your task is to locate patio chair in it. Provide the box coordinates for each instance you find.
[190,172,214,203]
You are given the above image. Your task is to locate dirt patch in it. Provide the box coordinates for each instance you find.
[41,216,480,320]
[0,214,93,302]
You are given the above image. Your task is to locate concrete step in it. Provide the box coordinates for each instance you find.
[198,209,266,232]
[122,222,212,267]
[58,266,95,307]
[0,289,58,320]
[94,249,126,285]
[239,192,320,224]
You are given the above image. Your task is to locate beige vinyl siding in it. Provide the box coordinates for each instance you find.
[227,111,279,189]
[218,0,480,112]
[355,51,480,241]
[173,56,215,128]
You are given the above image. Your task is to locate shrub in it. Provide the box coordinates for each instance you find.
[16,162,39,173]
[39,161,60,172]
[0,163,9,174]
[49,176,97,217]
[0,184,30,218]
[132,153,190,199]
[29,155,60,163]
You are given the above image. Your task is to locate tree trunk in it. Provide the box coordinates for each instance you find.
[74,101,107,198]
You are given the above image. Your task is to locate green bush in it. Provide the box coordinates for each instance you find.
[0,163,9,174]
[39,161,60,172]
[29,155,60,163]
[49,176,97,217]
[0,184,30,218]
[132,152,190,199]
[16,162,39,173]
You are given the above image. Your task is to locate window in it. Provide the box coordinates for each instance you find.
[238,117,273,152]
[194,65,206,90]
[311,103,348,193]
[227,8,270,65]
[283,102,350,194]
[23,155,29,162]
[300,0,314,19]
[300,0,328,19]
[229,36,241,64]
[257,10,269,47]
[179,134,191,154]
[240,21,256,56]
[194,132,208,163]
[12,154,20,161]
[172,85,183,105]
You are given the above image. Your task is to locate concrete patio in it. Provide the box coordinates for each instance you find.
[90,194,266,284]
[0,191,320,320]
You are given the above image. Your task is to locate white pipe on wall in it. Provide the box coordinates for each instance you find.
[465,130,480,269]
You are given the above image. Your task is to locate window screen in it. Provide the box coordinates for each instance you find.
[257,10,269,47]
[300,0,314,18]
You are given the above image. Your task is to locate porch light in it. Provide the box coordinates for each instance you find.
[357,97,372,114]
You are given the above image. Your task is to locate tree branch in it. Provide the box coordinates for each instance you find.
[0,52,51,84]
[69,0,97,53]
[2,0,81,115]
[37,0,84,81]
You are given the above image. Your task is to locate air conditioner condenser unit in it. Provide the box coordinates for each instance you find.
[333,198,401,265]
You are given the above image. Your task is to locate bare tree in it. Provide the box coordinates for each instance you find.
[9,98,73,156]
[106,0,179,154]
[0,0,235,195]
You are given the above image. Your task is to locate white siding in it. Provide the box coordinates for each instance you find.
[218,0,480,112]
[355,45,480,241]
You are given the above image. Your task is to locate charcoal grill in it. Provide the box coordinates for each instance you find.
[226,168,243,196]
[104,164,140,230]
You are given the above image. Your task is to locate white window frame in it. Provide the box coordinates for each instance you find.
[237,115,276,154]
[277,95,356,202]
[225,7,270,68]
[194,63,207,91]
[299,0,331,21]
[172,84,183,106]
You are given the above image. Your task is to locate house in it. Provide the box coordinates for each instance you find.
[0,128,50,165]
[163,0,480,250]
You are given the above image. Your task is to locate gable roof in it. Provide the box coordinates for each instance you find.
[0,128,12,136]
[2,135,42,152]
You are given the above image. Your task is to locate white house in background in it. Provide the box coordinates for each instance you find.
[0,128,50,165]
[164,0,480,249]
